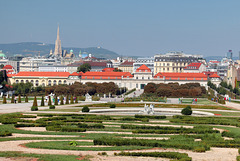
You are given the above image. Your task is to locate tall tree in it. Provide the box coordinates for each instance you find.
[77,63,91,73]
[40,96,45,106]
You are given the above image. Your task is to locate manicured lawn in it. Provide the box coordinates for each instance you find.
[0,151,90,161]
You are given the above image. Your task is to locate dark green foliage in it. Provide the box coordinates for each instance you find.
[0,131,12,137]
[54,95,58,105]
[135,115,166,119]
[41,96,45,106]
[18,94,21,103]
[2,96,6,104]
[82,105,90,112]
[109,104,116,108]
[66,95,69,104]
[48,96,52,106]
[32,96,38,107]
[49,105,55,109]
[181,106,192,115]
[94,136,209,152]
[70,95,74,104]
[77,63,91,73]
[31,106,38,111]
[115,151,191,161]
[60,126,86,132]
[170,115,240,127]
[60,95,64,105]
[121,117,149,122]
[11,95,14,103]
[14,124,35,127]
[25,95,28,103]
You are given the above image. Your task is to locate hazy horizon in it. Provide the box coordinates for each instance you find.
[1,0,240,57]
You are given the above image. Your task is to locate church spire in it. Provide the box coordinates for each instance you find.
[54,25,62,57]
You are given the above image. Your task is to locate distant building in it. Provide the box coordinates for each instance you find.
[183,63,206,73]
[133,57,154,73]
[118,61,134,73]
[54,25,62,57]
[227,50,233,60]
[154,51,203,75]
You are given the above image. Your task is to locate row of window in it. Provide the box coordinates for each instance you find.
[15,80,67,86]
[155,63,188,66]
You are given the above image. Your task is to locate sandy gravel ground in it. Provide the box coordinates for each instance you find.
[0,139,238,161]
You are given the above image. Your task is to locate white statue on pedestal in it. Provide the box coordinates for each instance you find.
[85,93,92,102]
[142,104,154,115]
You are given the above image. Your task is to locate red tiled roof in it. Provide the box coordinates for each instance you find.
[7,74,16,78]
[203,71,217,77]
[69,72,79,76]
[3,65,14,69]
[119,61,134,67]
[83,61,107,67]
[154,72,208,80]
[81,71,133,79]
[12,72,70,77]
[209,60,220,63]
[209,73,220,78]
[102,68,115,72]
[136,64,151,72]
[184,63,202,70]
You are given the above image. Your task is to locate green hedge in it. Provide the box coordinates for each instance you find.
[94,137,209,152]
[0,131,12,137]
[115,151,191,161]
[135,115,166,119]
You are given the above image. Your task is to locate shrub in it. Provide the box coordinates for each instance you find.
[25,95,28,103]
[114,151,191,161]
[135,115,166,119]
[31,106,38,111]
[82,105,90,112]
[109,104,116,108]
[18,94,21,103]
[48,96,52,106]
[66,95,69,104]
[60,126,86,132]
[98,152,107,156]
[49,105,55,109]
[2,96,7,104]
[60,95,64,105]
[54,95,58,105]
[11,95,14,103]
[32,96,38,107]
[40,96,45,106]
[70,95,74,104]
[0,131,12,137]
[181,106,192,115]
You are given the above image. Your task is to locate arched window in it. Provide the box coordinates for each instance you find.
[16,80,19,84]
[42,83,45,86]
[64,80,67,84]
[26,80,29,83]
[21,80,24,83]
[48,80,51,86]
[58,80,62,85]
[53,80,57,85]
[35,80,39,86]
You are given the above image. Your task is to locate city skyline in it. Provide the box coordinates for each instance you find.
[1,0,240,57]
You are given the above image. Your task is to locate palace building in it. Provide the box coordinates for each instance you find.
[7,65,220,90]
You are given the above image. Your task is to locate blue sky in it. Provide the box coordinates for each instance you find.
[1,0,240,57]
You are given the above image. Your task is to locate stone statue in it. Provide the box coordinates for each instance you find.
[85,93,92,102]
[142,104,154,115]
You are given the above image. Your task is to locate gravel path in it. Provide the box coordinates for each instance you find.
[0,140,237,161]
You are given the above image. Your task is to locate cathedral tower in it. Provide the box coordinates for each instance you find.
[54,25,62,57]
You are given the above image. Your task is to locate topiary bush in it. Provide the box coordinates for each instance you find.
[41,96,45,106]
[25,95,28,103]
[2,96,7,104]
[31,106,38,111]
[109,104,116,108]
[18,94,21,103]
[181,105,192,115]
[49,105,55,109]
[82,105,90,112]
